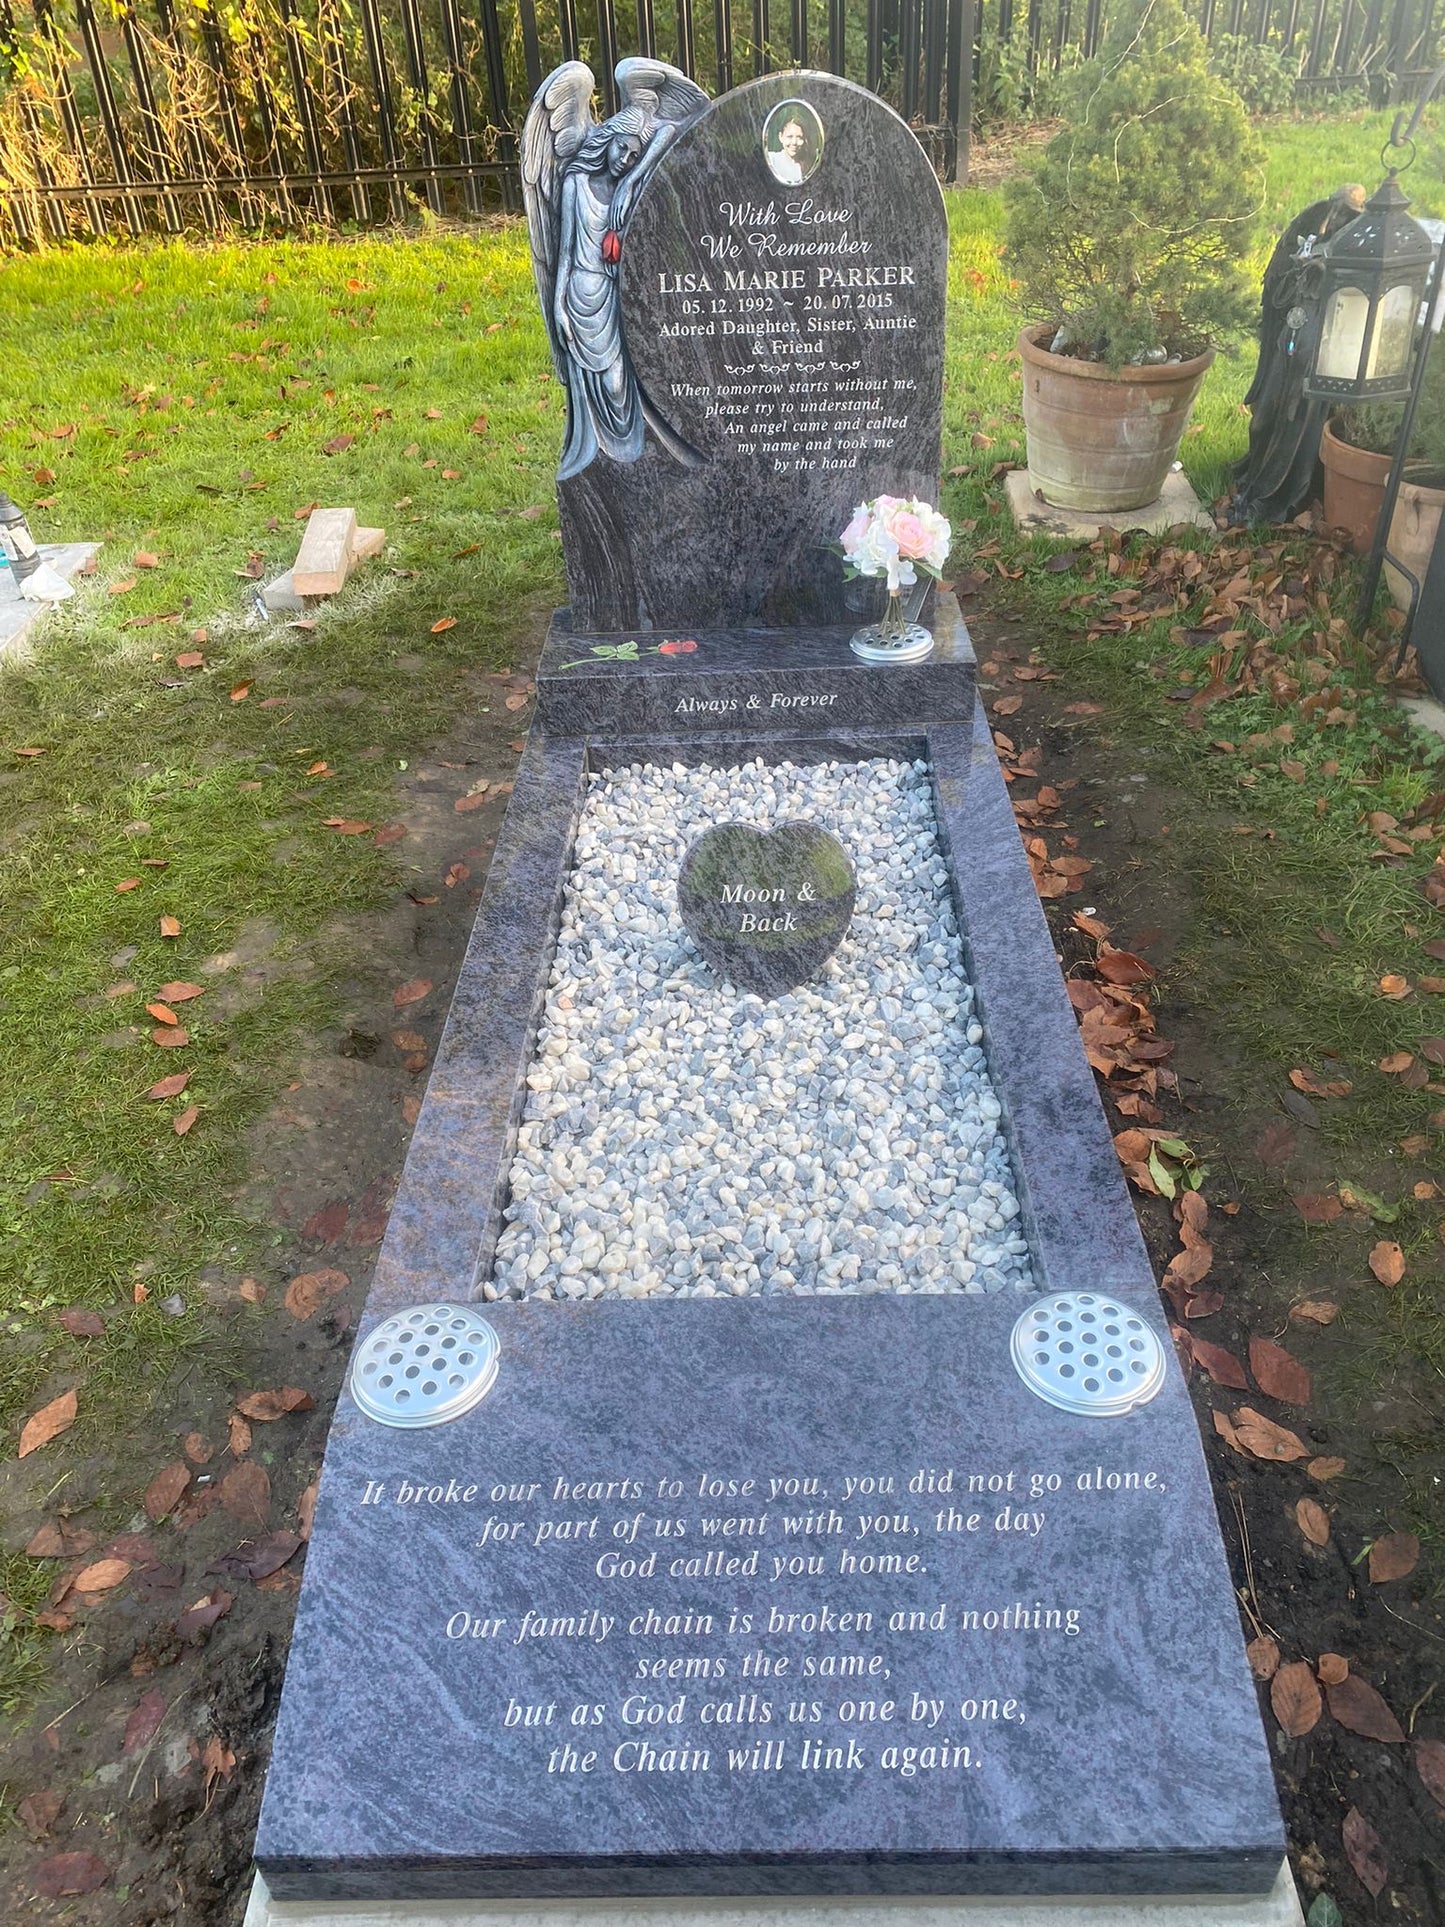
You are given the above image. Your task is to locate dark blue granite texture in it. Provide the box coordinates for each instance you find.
[255,1298,1282,1902]
[677,821,857,996]
[535,593,975,739]
[556,73,948,632]
[254,599,1283,1897]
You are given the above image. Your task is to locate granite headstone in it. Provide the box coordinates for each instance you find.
[677,821,857,996]
[523,65,947,632]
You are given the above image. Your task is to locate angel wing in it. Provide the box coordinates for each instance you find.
[522,62,596,379]
[614,57,710,128]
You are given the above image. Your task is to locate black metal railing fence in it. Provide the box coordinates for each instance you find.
[0,0,1438,243]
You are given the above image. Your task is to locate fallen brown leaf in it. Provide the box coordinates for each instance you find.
[393,977,433,1008]
[1187,1336,1248,1389]
[33,1851,109,1897]
[235,1385,315,1421]
[155,981,204,1002]
[159,914,180,937]
[58,1308,103,1337]
[1254,1120,1296,1167]
[1309,1455,1347,1481]
[1317,1653,1349,1686]
[146,1071,190,1100]
[173,1104,199,1136]
[430,615,457,633]
[207,1528,301,1580]
[73,1557,131,1595]
[18,1387,78,1458]
[1296,1497,1330,1546]
[143,1461,192,1521]
[1329,1674,1406,1743]
[1368,1240,1406,1286]
[1293,1193,1342,1224]
[174,1587,233,1640]
[298,1477,319,1541]
[202,1733,237,1794]
[184,1431,213,1464]
[219,1460,270,1526]
[1162,1243,1214,1294]
[284,1267,349,1321]
[123,1686,167,1754]
[1249,1337,1311,1405]
[228,1412,252,1457]
[1245,1635,1280,1680]
[1228,1406,1309,1462]
[1291,1299,1339,1325]
[17,1790,63,1841]
[1368,1531,1421,1582]
[1270,1660,1322,1737]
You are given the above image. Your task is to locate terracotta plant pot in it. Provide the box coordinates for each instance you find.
[1319,419,1391,556]
[1018,324,1215,513]
[1386,472,1445,611]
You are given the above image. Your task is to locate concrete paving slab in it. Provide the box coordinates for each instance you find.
[1004,471,1214,539]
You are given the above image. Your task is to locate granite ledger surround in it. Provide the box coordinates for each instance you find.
[251,56,1287,1913]
[541,71,946,631]
[252,660,1286,1903]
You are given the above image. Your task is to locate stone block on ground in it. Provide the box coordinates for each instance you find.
[1004,469,1214,539]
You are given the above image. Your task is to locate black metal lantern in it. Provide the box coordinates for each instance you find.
[1304,172,1437,405]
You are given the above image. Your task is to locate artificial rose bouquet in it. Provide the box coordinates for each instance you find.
[839,495,951,593]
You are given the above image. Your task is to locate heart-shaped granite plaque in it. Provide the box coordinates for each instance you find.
[677,821,857,998]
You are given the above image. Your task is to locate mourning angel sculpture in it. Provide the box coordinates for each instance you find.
[1228,184,1367,526]
[524,60,710,482]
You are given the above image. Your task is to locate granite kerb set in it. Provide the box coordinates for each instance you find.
[249,59,1291,1920]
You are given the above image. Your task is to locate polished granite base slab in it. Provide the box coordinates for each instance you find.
[245,1863,1304,1926]
[252,674,1283,1901]
[534,596,976,739]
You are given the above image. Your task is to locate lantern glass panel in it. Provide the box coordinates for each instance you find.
[1367,278,1418,380]
[1317,284,1371,380]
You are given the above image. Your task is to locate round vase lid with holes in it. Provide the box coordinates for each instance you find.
[1010,1292,1166,1418]
[350,1304,501,1428]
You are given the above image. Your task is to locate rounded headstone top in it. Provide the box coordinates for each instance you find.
[609,70,947,627]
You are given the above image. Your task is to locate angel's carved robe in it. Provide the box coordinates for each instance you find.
[525,60,708,485]
[555,146,645,478]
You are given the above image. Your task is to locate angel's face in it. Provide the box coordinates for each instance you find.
[609,130,644,177]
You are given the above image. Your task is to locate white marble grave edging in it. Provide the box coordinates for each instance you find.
[0,543,102,661]
[245,1864,1303,1927]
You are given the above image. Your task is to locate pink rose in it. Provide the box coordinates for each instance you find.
[889,511,929,559]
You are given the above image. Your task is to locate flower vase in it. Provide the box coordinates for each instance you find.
[849,575,934,664]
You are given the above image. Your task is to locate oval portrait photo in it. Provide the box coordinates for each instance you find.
[762,100,823,187]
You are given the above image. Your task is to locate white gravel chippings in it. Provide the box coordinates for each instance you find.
[487,755,1035,1303]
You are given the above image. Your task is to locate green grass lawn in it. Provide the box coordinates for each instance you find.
[2,106,1444,1713]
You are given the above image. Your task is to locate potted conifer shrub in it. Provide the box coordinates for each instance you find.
[1003,0,1263,513]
